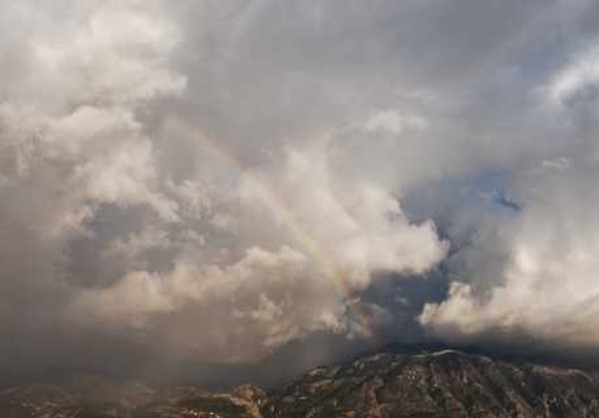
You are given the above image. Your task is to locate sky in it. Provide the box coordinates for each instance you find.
[2,0,599,385]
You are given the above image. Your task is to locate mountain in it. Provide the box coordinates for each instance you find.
[0,380,267,418]
[3,349,599,417]
[263,349,599,417]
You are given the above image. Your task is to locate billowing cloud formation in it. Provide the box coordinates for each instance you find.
[420,161,599,348]
[70,142,447,362]
[0,0,448,371]
[3,0,599,382]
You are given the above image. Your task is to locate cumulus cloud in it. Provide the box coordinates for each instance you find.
[67,141,447,362]
[420,161,599,348]
[72,246,344,362]
[546,44,599,105]
[242,145,448,286]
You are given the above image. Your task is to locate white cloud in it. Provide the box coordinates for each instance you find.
[421,163,599,349]
[545,44,599,104]
[241,145,448,289]
[72,246,346,362]
[363,110,429,135]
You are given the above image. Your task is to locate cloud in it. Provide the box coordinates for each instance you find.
[241,145,448,287]
[546,44,599,105]
[420,162,599,349]
[3,0,599,383]
[68,141,447,363]
[72,246,345,362]
[0,0,450,376]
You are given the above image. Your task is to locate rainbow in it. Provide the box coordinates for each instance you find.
[177,0,395,346]
[181,124,356,299]
[183,128,391,344]
[170,0,382,337]
[165,111,387,344]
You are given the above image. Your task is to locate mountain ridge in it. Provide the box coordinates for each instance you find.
[264,349,599,417]
[4,349,599,417]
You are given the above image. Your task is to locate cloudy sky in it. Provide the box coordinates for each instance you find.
[2,0,599,384]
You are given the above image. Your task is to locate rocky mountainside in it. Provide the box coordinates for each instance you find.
[3,350,599,417]
[264,349,599,417]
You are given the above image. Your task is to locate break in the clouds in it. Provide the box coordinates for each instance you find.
[2,0,599,380]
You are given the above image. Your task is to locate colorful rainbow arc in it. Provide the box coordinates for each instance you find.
[185,128,355,299]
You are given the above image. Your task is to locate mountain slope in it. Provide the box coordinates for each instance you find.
[0,381,266,418]
[3,350,599,417]
[263,350,599,417]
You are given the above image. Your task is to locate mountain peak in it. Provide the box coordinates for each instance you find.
[264,349,599,417]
